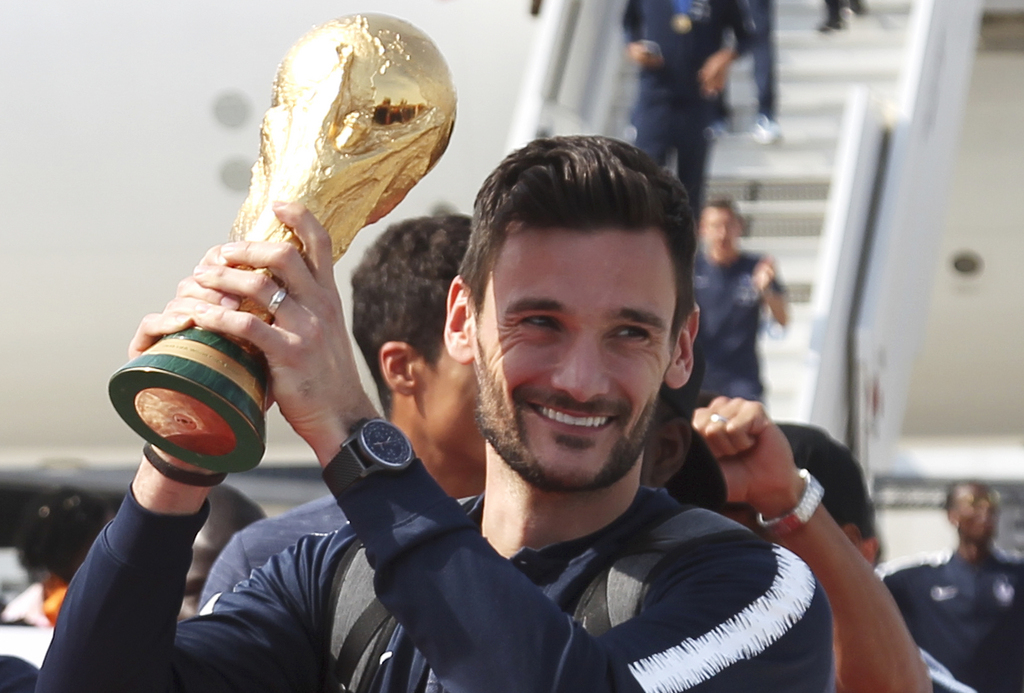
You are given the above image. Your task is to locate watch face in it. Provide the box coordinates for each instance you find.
[359,419,413,469]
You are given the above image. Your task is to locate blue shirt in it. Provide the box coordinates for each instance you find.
[694,251,783,400]
[39,462,834,692]
[880,550,1024,693]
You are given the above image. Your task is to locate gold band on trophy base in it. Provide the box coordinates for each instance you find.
[108,14,456,472]
[671,13,693,33]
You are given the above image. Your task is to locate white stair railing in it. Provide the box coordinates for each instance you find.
[854,0,983,476]
[797,85,888,442]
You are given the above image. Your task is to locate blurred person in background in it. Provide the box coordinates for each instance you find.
[694,197,787,401]
[880,482,1024,693]
[819,0,867,33]
[1,488,112,627]
[710,0,782,144]
[624,0,752,213]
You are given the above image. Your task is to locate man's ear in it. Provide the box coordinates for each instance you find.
[445,276,476,365]
[841,523,881,565]
[664,309,699,389]
[378,342,423,397]
[643,418,693,488]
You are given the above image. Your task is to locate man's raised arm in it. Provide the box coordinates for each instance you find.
[38,202,377,692]
[696,398,930,693]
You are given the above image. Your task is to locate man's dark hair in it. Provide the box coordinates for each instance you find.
[351,215,472,415]
[703,196,740,218]
[462,135,696,333]
[15,487,113,584]
[777,424,876,540]
[944,481,994,511]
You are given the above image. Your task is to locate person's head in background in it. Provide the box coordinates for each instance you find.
[180,485,265,620]
[641,344,727,511]
[351,214,485,498]
[946,481,998,563]
[698,197,744,267]
[14,487,114,625]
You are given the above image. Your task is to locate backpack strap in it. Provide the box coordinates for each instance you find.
[325,539,394,693]
[574,506,752,636]
[325,497,480,692]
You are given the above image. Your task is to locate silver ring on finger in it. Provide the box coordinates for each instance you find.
[267,287,288,318]
[709,413,729,425]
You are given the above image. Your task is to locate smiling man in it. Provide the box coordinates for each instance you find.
[39,136,833,693]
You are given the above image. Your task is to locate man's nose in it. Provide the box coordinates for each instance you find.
[549,336,612,403]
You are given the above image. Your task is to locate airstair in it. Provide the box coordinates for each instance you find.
[706,0,913,423]
[509,0,982,472]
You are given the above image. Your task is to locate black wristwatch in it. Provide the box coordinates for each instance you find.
[322,418,416,496]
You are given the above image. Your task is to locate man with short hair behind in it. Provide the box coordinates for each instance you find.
[880,482,1024,693]
[199,214,485,605]
[38,135,833,692]
[694,197,787,401]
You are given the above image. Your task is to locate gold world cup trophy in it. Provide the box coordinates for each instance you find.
[109,15,457,473]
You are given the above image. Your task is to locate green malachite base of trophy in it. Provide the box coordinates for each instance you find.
[109,328,268,473]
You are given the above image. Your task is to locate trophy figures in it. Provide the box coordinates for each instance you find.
[109,15,457,472]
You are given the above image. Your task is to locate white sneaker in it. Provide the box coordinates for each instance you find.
[752,115,782,145]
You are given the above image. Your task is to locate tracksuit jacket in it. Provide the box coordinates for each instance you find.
[37,461,835,692]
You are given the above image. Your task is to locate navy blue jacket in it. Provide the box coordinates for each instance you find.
[624,0,752,105]
[881,550,1024,693]
[38,462,834,692]
[0,656,38,693]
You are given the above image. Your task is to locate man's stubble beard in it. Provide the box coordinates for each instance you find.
[473,344,657,494]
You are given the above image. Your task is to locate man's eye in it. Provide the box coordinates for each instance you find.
[615,326,651,340]
[523,315,558,329]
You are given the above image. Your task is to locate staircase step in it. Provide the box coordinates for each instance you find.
[709,143,836,179]
[730,47,905,81]
[776,0,912,16]
[776,18,912,47]
[707,177,831,201]
[737,199,829,216]
[727,78,898,115]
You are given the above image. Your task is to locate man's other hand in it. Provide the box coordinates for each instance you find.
[693,397,803,520]
[626,41,665,69]
[697,48,736,97]
[752,256,778,295]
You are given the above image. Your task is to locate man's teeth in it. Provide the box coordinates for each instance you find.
[538,406,609,428]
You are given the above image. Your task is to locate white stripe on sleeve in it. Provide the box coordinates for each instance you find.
[628,545,817,693]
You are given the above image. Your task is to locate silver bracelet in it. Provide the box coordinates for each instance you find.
[757,469,823,536]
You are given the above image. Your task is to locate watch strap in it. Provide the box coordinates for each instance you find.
[757,468,824,536]
[322,444,368,497]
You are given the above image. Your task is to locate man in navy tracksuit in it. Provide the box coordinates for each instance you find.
[624,0,753,212]
[880,482,1024,693]
[37,136,833,692]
